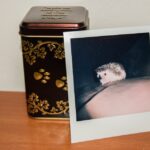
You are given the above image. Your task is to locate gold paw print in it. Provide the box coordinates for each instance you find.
[33,69,50,84]
[55,76,67,91]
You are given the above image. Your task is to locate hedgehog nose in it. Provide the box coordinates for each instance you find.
[98,75,102,80]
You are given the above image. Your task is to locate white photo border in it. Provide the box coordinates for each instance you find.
[63,26,150,143]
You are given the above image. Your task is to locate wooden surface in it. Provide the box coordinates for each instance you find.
[0,92,150,150]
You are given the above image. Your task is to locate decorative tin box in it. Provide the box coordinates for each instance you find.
[19,6,89,119]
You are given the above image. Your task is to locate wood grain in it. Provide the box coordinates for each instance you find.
[0,91,150,150]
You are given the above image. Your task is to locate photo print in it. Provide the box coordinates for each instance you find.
[64,27,150,143]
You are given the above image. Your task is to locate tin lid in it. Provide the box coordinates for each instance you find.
[20,6,89,35]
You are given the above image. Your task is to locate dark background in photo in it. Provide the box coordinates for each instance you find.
[70,33,150,119]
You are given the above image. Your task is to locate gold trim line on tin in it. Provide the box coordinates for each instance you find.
[28,115,70,121]
[20,34,63,38]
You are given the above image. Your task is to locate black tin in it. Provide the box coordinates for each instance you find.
[19,6,89,119]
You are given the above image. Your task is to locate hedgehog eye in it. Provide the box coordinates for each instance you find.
[104,73,107,76]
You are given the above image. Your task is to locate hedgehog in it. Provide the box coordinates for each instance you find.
[96,62,126,86]
[77,62,127,112]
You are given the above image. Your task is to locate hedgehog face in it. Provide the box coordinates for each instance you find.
[97,69,118,85]
[96,62,126,86]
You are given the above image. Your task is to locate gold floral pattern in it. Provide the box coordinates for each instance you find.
[22,40,64,65]
[27,93,69,115]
